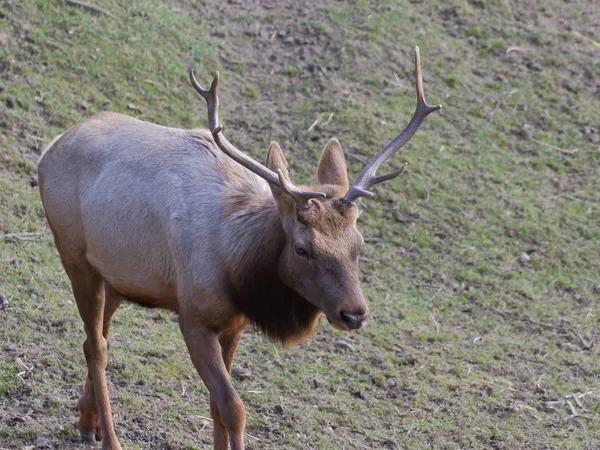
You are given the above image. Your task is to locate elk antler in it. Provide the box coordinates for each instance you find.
[189,70,326,206]
[343,47,442,203]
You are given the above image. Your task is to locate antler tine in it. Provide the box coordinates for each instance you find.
[276,169,326,206]
[189,69,220,132]
[189,70,326,205]
[343,47,442,203]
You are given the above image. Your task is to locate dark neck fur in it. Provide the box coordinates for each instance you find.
[223,194,321,346]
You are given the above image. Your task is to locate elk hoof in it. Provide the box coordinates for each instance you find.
[80,430,96,442]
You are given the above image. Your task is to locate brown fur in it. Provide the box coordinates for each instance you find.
[38,114,369,450]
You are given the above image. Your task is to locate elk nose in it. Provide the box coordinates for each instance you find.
[340,311,368,330]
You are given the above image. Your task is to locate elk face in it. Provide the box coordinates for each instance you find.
[192,46,441,330]
[267,139,369,331]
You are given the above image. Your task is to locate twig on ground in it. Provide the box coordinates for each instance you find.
[571,31,600,49]
[360,256,380,264]
[307,113,332,132]
[245,433,260,441]
[570,329,593,350]
[545,390,600,415]
[429,313,440,333]
[521,316,563,331]
[477,302,595,350]
[413,283,440,289]
[489,306,510,318]
[427,287,444,303]
[1,232,49,242]
[65,0,115,18]
[530,138,578,155]
[16,358,34,379]
[569,393,584,408]
[321,112,334,127]
[433,401,445,416]
[307,113,323,132]
[345,151,368,164]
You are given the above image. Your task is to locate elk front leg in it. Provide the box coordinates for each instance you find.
[180,319,246,450]
[211,331,243,449]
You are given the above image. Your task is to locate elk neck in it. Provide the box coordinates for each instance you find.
[221,183,322,346]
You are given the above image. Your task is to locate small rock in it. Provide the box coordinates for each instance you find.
[382,438,397,449]
[516,127,531,139]
[231,366,252,380]
[334,340,355,353]
[580,126,599,143]
[272,404,284,415]
[4,343,18,354]
[353,389,374,402]
[384,377,397,389]
[369,355,385,367]
[519,252,531,262]
[0,294,7,310]
[35,436,52,449]
[31,398,44,411]
[29,177,39,187]
[211,27,226,38]
[581,125,595,136]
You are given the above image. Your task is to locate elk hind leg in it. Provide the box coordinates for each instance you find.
[67,263,122,450]
[78,282,123,443]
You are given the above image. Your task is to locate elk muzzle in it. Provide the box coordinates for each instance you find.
[339,310,368,330]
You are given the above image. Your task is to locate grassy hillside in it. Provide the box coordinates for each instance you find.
[1,0,599,448]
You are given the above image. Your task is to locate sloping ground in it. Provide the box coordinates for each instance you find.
[1,0,599,449]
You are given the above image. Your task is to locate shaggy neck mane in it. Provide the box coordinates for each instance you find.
[223,189,321,346]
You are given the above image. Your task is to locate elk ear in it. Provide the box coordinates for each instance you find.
[317,138,348,190]
[266,141,289,179]
[266,141,295,215]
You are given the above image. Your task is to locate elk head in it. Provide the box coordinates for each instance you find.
[190,46,441,331]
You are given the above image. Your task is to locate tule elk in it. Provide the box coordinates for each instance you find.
[37,47,440,450]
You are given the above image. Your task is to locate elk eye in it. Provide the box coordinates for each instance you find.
[295,245,309,258]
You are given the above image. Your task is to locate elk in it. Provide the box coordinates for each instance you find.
[37,47,440,450]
